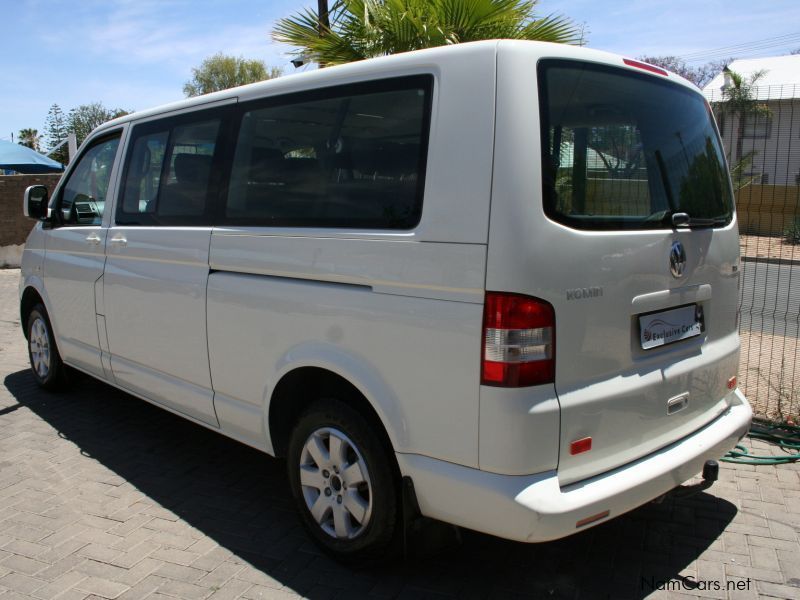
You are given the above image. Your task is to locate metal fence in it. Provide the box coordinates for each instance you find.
[705,84,800,420]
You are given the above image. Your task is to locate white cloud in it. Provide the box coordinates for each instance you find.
[38,0,292,76]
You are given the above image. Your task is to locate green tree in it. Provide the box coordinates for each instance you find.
[44,104,69,164]
[18,128,41,152]
[183,54,282,97]
[66,103,130,147]
[273,0,583,67]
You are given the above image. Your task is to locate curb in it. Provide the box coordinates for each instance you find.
[742,256,800,267]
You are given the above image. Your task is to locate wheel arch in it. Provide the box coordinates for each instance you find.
[268,365,400,463]
[20,285,46,339]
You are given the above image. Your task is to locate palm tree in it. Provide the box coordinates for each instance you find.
[273,0,583,67]
[18,128,41,152]
[716,68,770,191]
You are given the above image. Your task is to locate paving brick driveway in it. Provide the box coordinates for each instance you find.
[1,268,799,600]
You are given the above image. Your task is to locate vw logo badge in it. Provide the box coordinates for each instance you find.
[669,240,687,278]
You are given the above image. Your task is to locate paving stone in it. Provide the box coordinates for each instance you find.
[116,575,166,600]
[756,580,800,599]
[198,562,244,589]
[77,543,123,563]
[207,578,252,600]
[109,540,159,569]
[0,572,47,595]
[152,561,206,583]
[74,575,130,599]
[726,576,758,600]
[149,546,201,567]
[0,554,47,576]
[1,540,47,559]
[725,563,784,585]
[31,571,87,600]
[157,578,214,600]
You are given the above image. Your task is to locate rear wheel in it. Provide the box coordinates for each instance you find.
[26,304,68,391]
[287,398,399,562]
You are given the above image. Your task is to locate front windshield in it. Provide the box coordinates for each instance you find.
[538,59,733,230]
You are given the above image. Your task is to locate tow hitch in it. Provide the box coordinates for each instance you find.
[673,460,720,498]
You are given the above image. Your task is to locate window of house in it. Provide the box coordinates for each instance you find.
[742,113,772,138]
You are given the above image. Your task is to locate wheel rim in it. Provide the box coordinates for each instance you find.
[29,316,51,379]
[299,427,373,540]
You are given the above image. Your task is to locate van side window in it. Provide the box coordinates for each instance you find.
[225,75,432,229]
[118,118,222,225]
[57,134,121,226]
[122,131,168,215]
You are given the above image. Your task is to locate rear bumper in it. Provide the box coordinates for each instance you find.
[397,389,751,542]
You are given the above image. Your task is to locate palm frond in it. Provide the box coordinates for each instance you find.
[272,0,584,66]
[518,13,583,44]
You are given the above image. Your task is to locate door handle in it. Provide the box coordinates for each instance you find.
[667,393,689,415]
[86,232,102,246]
[109,235,127,247]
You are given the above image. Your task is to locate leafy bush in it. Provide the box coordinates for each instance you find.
[784,217,800,245]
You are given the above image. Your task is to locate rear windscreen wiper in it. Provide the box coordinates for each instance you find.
[643,210,727,228]
[671,213,727,228]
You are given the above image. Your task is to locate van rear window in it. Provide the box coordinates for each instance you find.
[538,59,733,230]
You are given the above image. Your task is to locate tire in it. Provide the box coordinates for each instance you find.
[26,303,68,391]
[287,398,400,562]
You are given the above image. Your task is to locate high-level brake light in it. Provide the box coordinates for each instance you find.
[622,58,668,76]
[481,292,555,387]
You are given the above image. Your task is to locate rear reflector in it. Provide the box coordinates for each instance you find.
[570,437,592,455]
[728,376,737,390]
[622,58,668,76]
[482,292,555,387]
[576,510,610,528]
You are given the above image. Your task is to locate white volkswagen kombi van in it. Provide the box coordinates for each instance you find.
[20,41,751,560]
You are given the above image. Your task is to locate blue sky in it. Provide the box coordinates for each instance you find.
[2,0,799,145]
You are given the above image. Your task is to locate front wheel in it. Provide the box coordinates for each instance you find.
[287,398,400,562]
[26,303,68,391]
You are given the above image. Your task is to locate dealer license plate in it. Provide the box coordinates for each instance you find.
[639,304,703,350]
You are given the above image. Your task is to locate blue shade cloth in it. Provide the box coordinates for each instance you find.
[0,139,63,173]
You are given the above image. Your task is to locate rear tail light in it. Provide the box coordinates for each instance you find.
[481,292,555,387]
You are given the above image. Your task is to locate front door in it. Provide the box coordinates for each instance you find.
[103,112,228,426]
[43,132,123,378]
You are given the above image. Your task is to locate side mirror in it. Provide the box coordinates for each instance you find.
[23,185,49,220]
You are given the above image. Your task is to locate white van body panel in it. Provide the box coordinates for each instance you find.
[103,226,218,426]
[20,40,751,545]
[19,225,47,299]
[207,232,487,303]
[207,268,484,466]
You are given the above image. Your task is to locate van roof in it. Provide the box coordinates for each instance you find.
[94,39,699,136]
